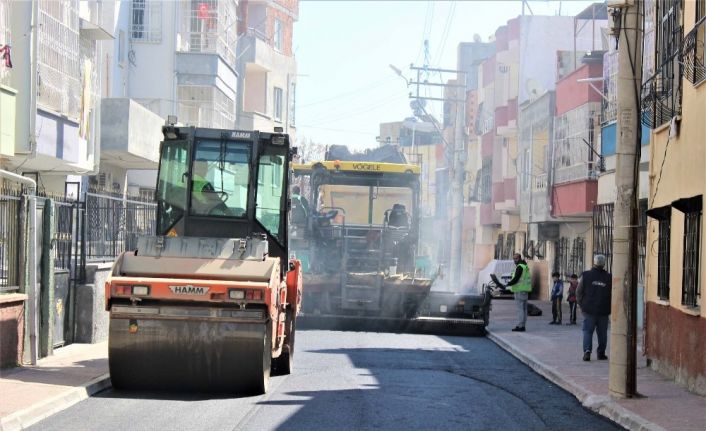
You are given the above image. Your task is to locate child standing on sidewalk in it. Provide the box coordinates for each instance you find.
[550,272,563,325]
[566,273,578,325]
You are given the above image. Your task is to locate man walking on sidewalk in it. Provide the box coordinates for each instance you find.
[495,252,532,332]
[577,255,612,361]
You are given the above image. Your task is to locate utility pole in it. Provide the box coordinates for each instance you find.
[408,66,467,289]
[609,0,642,399]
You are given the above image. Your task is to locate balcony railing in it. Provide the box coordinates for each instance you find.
[642,23,683,129]
[534,173,547,191]
[682,17,706,86]
[554,164,598,184]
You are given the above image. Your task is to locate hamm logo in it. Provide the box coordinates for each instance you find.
[169,285,210,295]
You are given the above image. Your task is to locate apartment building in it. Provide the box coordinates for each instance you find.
[642,0,706,396]
[98,0,244,194]
[472,10,607,289]
[236,0,298,140]
[3,0,113,194]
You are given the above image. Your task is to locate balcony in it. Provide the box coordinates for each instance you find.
[177,0,238,67]
[641,26,683,129]
[551,179,598,217]
[682,18,706,86]
[79,0,115,40]
[238,28,296,73]
[480,202,500,226]
[100,99,163,169]
[554,164,599,184]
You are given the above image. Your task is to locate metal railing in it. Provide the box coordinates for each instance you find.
[682,17,706,86]
[641,24,683,129]
[0,189,22,292]
[84,192,156,262]
[592,203,614,273]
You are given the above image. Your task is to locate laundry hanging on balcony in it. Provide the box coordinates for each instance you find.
[0,44,11,68]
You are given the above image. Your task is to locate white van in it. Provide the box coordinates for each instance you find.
[476,259,516,298]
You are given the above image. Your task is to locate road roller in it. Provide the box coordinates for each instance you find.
[105,124,302,394]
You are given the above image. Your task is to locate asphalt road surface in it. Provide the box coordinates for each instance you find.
[30,330,622,431]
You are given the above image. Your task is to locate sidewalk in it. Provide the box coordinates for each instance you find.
[487,299,706,431]
[0,307,704,431]
[0,342,110,431]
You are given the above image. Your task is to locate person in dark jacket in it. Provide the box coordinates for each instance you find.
[577,255,612,361]
[549,272,563,325]
[566,274,578,325]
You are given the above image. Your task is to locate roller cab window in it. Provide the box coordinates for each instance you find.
[156,140,189,233]
[190,139,251,218]
[256,150,286,244]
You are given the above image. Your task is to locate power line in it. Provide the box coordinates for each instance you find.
[433,1,457,66]
[303,94,408,127]
[296,125,378,135]
[298,77,396,109]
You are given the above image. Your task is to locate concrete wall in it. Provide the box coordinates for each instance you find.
[100,98,163,171]
[0,294,26,368]
[0,84,16,157]
[74,263,113,344]
[128,1,178,118]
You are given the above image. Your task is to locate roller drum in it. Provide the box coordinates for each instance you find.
[109,313,271,394]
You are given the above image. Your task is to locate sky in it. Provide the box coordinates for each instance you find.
[293,0,598,151]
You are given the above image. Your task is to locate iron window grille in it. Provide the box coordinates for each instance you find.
[682,14,705,85]
[638,199,648,286]
[569,237,586,277]
[593,203,614,273]
[658,217,671,300]
[682,209,701,307]
[647,204,672,300]
[131,0,162,43]
[554,237,569,277]
[494,234,504,260]
[642,0,683,128]
[480,158,492,204]
[504,233,515,260]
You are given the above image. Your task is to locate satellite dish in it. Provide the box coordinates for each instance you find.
[525,78,546,98]
[473,33,482,43]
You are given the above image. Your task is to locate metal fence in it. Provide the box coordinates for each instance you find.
[0,189,23,292]
[84,192,157,261]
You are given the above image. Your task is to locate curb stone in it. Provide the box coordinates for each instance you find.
[0,374,111,431]
[486,330,667,431]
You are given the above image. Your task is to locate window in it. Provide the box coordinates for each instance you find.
[131,0,162,42]
[647,204,672,300]
[290,82,296,126]
[682,210,701,307]
[521,149,530,191]
[592,203,614,272]
[273,87,283,121]
[257,153,286,243]
[643,0,682,127]
[494,234,504,260]
[118,30,126,65]
[480,158,492,203]
[190,139,251,217]
[274,18,283,52]
[683,0,706,85]
[156,140,189,233]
